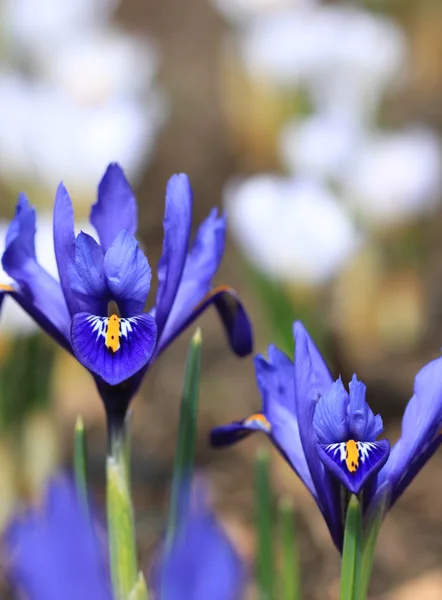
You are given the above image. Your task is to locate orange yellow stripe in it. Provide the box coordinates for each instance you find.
[345,440,359,472]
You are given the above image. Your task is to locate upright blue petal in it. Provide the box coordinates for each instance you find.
[158,209,225,341]
[53,183,80,316]
[211,346,316,499]
[90,163,137,252]
[155,174,193,337]
[376,356,442,506]
[68,232,107,315]
[348,375,383,442]
[103,230,152,316]
[313,378,349,444]
[156,496,244,600]
[6,477,112,600]
[293,321,342,548]
[3,194,71,346]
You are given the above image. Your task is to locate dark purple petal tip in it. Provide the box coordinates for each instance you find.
[210,413,271,448]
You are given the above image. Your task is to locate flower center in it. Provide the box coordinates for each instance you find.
[345,440,359,472]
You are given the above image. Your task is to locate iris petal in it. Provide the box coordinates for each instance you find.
[103,230,151,316]
[6,477,112,600]
[313,378,349,443]
[71,311,157,385]
[68,232,107,315]
[211,414,271,447]
[90,163,137,252]
[3,194,71,345]
[158,208,225,342]
[348,375,383,441]
[155,285,253,358]
[376,355,442,505]
[155,174,193,337]
[53,183,79,316]
[318,440,390,495]
[294,321,342,548]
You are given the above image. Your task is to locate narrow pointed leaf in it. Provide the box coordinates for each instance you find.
[165,328,202,550]
[74,415,89,512]
[279,497,300,600]
[255,448,274,600]
[340,495,362,600]
[128,572,149,600]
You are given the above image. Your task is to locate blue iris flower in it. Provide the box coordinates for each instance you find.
[6,477,244,600]
[211,321,442,550]
[1,164,252,420]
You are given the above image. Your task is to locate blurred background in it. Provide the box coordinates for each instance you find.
[1,0,442,597]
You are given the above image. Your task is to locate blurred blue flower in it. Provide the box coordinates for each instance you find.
[6,477,244,600]
[155,491,245,600]
[211,321,442,550]
[6,478,112,600]
[0,163,252,420]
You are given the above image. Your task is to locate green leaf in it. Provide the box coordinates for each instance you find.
[74,415,88,513]
[165,328,202,550]
[255,448,274,600]
[340,495,363,600]
[278,497,300,600]
[128,573,149,600]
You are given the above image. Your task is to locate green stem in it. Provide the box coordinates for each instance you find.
[255,449,274,600]
[107,417,144,600]
[339,495,362,600]
[279,498,300,600]
[74,415,89,514]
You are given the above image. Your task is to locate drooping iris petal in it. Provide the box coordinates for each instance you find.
[211,346,316,497]
[68,232,107,315]
[6,477,112,600]
[155,173,193,337]
[318,439,390,495]
[90,163,138,252]
[293,321,342,548]
[155,284,253,358]
[0,285,71,352]
[377,355,442,505]
[211,413,272,447]
[348,375,383,441]
[103,230,151,316]
[71,311,157,385]
[313,378,349,443]
[2,194,71,345]
[155,500,244,600]
[53,182,79,316]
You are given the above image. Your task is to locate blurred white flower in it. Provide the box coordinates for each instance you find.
[0,72,165,197]
[226,175,360,285]
[240,5,406,119]
[343,128,442,225]
[38,28,159,104]
[279,113,362,181]
[211,0,311,25]
[1,0,117,55]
